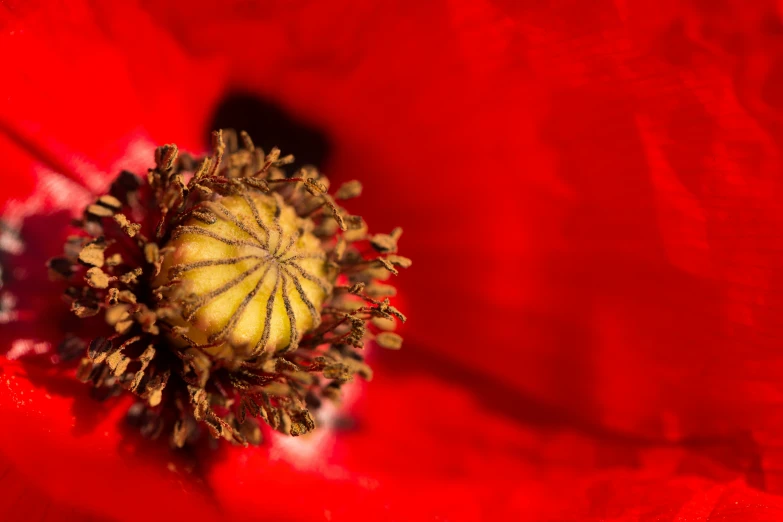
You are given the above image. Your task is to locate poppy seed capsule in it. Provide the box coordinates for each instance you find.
[159,192,330,359]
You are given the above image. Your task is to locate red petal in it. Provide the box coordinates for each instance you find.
[145,0,783,445]
[0,0,226,194]
[6,0,783,520]
[206,355,783,521]
[0,359,222,521]
[6,352,783,521]
[0,455,105,522]
[0,132,39,210]
[137,0,566,394]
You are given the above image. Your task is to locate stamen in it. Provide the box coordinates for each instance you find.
[48,129,410,447]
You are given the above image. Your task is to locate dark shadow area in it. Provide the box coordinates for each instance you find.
[208,93,332,172]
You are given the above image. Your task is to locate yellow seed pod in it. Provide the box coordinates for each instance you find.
[160,192,330,359]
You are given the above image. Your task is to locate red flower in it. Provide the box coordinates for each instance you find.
[4,0,783,520]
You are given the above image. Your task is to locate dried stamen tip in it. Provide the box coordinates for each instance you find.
[49,129,410,447]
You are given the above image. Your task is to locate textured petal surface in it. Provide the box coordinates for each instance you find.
[5,0,783,520]
[0,0,225,192]
[7,352,783,522]
[0,359,223,521]
[146,0,783,451]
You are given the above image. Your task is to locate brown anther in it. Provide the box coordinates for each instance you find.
[365,283,397,298]
[106,253,123,267]
[375,332,403,350]
[376,257,399,275]
[335,180,362,200]
[144,243,160,265]
[85,267,114,289]
[304,178,327,196]
[113,214,141,237]
[117,290,137,304]
[47,257,74,280]
[386,255,412,268]
[370,233,398,253]
[371,316,397,331]
[288,410,315,436]
[106,288,120,306]
[345,215,364,230]
[97,195,123,211]
[87,204,115,218]
[72,301,100,318]
[242,177,269,192]
[119,268,143,285]
[78,241,106,268]
[155,144,178,172]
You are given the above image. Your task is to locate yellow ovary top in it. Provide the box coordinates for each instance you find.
[160,192,330,359]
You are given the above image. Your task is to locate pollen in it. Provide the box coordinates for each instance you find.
[48,129,410,447]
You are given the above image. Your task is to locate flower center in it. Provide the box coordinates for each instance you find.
[48,130,410,447]
[160,192,330,359]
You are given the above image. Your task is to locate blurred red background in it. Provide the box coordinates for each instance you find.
[4,0,783,520]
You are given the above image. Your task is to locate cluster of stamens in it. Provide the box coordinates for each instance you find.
[48,130,409,447]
